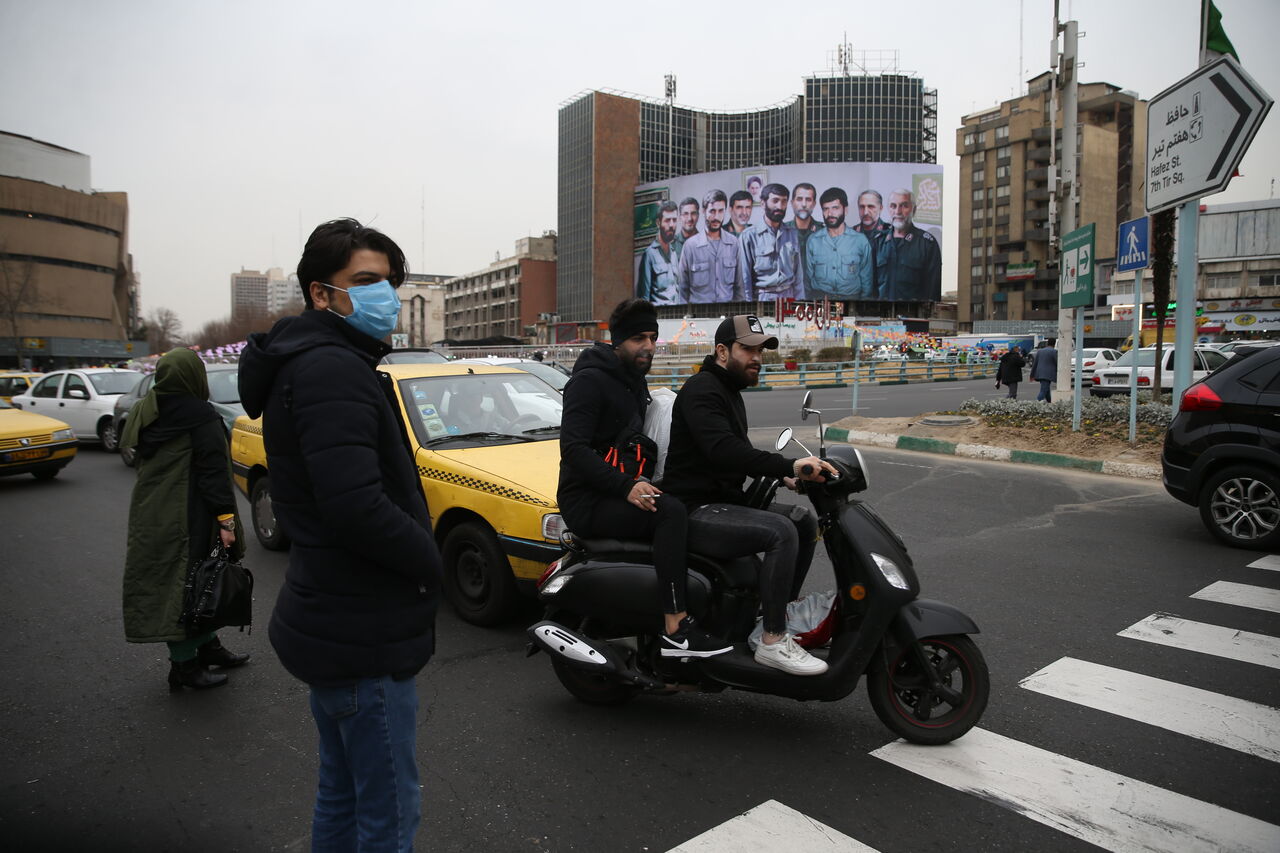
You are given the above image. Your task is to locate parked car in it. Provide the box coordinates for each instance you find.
[1089,346,1228,397]
[1210,339,1280,356]
[1161,344,1280,549]
[1069,348,1121,380]
[379,348,449,365]
[230,362,565,625]
[0,372,42,404]
[10,368,143,444]
[0,399,78,480]
[457,356,570,391]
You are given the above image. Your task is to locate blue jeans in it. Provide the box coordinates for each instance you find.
[1037,380,1052,402]
[310,676,421,853]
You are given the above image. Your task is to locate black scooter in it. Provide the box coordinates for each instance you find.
[527,393,989,744]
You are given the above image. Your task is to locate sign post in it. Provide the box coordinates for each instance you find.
[1060,223,1095,431]
[1146,55,1273,402]
[1116,216,1151,444]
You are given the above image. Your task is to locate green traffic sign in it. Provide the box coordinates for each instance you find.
[1059,223,1096,309]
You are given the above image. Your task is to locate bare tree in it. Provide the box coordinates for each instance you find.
[146,306,185,353]
[0,242,42,369]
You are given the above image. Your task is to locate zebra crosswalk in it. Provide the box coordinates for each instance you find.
[668,553,1280,853]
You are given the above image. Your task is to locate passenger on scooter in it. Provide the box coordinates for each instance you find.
[663,315,838,676]
[557,299,733,659]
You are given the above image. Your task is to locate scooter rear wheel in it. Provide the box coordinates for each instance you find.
[552,658,639,706]
[867,634,988,745]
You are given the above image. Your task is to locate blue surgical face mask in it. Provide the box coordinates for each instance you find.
[323,280,400,341]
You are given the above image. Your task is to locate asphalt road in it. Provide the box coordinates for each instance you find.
[2,422,1277,852]
[743,375,1008,428]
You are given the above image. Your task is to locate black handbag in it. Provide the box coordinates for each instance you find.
[180,544,254,633]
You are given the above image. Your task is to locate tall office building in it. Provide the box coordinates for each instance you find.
[557,55,937,323]
[443,235,556,341]
[230,268,269,317]
[956,73,1145,326]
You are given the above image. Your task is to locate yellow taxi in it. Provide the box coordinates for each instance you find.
[231,362,565,625]
[0,372,42,404]
[0,398,78,480]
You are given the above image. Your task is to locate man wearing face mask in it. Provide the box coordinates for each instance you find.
[738,183,805,301]
[238,218,442,852]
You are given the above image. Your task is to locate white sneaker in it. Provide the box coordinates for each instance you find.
[754,635,828,676]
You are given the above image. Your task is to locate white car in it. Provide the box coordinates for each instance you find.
[1089,346,1228,397]
[1069,348,1121,379]
[11,368,143,443]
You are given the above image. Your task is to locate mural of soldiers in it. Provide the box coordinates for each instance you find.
[874,189,942,302]
[673,197,699,252]
[786,182,821,274]
[738,182,805,301]
[638,201,682,306]
[853,190,892,295]
[676,189,741,303]
[805,187,873,300]
[724,190,754,237]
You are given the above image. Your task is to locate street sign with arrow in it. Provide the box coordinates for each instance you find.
[1146,55,1273,212]
[1060,223,1095,309]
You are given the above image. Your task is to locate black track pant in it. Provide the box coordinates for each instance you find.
[583,494,690,614]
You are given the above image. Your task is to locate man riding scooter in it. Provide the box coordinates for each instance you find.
[663,315,838,675]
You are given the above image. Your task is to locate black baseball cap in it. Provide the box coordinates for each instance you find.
[714,315,778,349]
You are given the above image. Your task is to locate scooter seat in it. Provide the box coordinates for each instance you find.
[573,537,760,589]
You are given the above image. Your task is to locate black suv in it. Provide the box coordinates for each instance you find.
[1162,344,1280,549]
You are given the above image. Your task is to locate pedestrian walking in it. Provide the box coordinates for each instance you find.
[1030,340,1058,402]
[997,346,1026,399]
[121,347,250,691]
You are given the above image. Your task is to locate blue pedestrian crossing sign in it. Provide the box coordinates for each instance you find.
[1116,217,1150,272]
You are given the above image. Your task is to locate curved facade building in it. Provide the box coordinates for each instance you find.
[0,131,138,368]
[557,71,937,323]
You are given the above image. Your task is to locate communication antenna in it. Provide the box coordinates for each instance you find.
[664,74,676,178]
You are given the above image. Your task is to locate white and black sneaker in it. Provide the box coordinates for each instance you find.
[660,617,733,658]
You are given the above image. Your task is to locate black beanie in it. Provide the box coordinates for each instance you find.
[609,300,659,345]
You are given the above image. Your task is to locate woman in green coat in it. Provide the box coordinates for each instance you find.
[121,348,249,691]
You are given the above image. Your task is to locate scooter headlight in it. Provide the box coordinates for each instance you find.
[871,552,910,590]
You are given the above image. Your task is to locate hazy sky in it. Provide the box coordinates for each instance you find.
[2,0,1278,332]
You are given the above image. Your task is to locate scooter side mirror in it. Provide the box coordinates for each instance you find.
[800,390,813,421]
[775,428,793,451]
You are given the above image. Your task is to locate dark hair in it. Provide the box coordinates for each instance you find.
[658,200,679,216]
[702,189,728,209]
[761,183,789,203]
[296,218,408,308]
[858,189,883,206]
[679,197,699,211]
[746,176,762,188]
[820,187,848,207]
[792,182,816,197]
[729,190,753,207]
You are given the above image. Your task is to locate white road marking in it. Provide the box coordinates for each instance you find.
[666,799,878,853]
[1191,581,1280,615]
[1118,613,1280,670]
[1248,555,1280,572]
[1020,657,1280,763]
[872,727,1280,853]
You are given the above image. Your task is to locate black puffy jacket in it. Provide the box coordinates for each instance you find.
[662,356,793,508]
[557,342,650,530]
[238,310,441,687]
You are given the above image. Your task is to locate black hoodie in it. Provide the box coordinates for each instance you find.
[557,342,651,529]
[238,310,441,687]
[662,355,794,508]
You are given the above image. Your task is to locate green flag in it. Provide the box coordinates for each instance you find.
[1203,0,1239,61]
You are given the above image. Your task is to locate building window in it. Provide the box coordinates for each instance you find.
[971,188,985,202]
[996,165,1011,179]
[972,168,985,184]
[996,204,1010,218]
[971,207,985,221]
[972,226,984,238]
[970,264,984,278]
[995,185,1010,199]
[1253,270,1280,287]
[971,246,984,259]
[995,125,1009,141]
[996,145,1011,159]
[963,132,975,146]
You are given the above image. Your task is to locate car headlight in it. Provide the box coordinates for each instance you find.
[52,428,73,441]
[870,552,911,590]
[542,513,566,542]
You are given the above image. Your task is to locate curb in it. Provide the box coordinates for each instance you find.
[823,426,1160,480]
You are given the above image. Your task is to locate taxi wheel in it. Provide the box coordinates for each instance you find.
[442,521,517,626]
[251,476,290,551]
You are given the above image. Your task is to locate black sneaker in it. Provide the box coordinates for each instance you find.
[660,617,733,658]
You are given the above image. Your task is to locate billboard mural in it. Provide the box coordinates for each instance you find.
[634,162,943,306]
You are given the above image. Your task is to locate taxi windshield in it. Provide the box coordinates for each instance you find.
[398,373,562,448]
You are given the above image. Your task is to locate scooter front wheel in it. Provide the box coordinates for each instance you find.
[867,634,989,745]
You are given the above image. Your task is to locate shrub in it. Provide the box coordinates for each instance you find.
[788,348,812,364]
[816,346,851,362]
[760,350,783,365]
[957,395,1173,429]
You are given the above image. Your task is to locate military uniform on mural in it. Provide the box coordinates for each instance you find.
[786,219,821,282]
[874,226,941,302]
[805,228,873,300]
[738,224,805,301]
[638,239,681,306]
[676,230,741,303]
[853,220,891,294]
